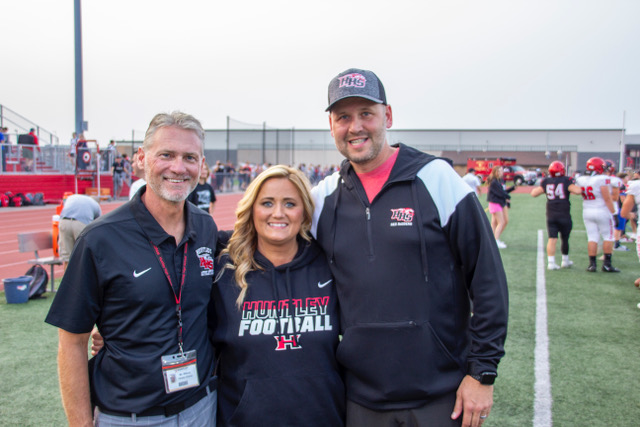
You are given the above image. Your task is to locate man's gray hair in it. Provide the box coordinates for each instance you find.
[143,111,205,154]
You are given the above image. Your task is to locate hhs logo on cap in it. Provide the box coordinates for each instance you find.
[338,73,367,88]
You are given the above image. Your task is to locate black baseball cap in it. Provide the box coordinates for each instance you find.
[326,68,387,111]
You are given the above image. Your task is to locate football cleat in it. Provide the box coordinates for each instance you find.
[602,264,621,273]
[586,264,597,272]
[496,240,507,249]
[561,260,573,268]
[614,245,630,251]
[548,263,561,270]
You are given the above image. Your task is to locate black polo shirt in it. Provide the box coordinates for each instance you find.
[45,187,218,413]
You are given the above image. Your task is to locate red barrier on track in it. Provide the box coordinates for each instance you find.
[0,193,243,291]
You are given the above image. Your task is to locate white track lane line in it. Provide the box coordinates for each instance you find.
[534,229,552,426]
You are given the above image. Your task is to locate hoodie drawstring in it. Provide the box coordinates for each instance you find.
[327,178,343,266]
[411,180,429,283]
[272,265,295,335]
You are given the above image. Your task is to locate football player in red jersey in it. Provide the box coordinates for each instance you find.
[575,157,620,272]
[531,161,582,270]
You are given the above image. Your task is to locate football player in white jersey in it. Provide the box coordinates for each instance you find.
[621,179,640,300]
[575,157,620,272]
[604,160,629,251]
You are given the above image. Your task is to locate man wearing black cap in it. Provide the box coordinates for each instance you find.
[311,68,509,427]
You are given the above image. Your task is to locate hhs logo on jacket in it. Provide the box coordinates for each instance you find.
[390,207,415,226]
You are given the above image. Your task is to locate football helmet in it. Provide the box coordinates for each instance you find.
[586,157,605,174]
[548,161,565,177]
[604,159,616,174]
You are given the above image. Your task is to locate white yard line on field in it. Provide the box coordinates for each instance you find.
[534,229,553,426]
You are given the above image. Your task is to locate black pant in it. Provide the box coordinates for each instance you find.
[346,392,461,427]
[547,216,572,255]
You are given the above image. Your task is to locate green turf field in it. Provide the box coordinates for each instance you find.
[1,192,639,426]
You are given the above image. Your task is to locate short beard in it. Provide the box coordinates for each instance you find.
[146,179,196,203]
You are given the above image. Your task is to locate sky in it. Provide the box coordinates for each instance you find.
[2,0,639,146]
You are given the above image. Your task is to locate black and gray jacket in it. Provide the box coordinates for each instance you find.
[310,143,509,411]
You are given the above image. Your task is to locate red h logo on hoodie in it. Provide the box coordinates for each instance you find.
[274,334,302,350]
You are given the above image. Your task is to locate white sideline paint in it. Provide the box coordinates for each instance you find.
[534,229,553,426]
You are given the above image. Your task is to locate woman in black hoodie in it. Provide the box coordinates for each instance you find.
[212,165,345,426]
[487,166,515,248]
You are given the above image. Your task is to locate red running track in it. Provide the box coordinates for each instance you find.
[1,185,533,291]
[0,193,243,291]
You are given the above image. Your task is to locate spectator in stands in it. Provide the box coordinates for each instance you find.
[111,154,126,199]
[76,134,89,170]
[213,160,225,191]
[19,130,38,171]
[122,153,132,187]
[58,194,102,271]
[68,132,78,169]
[225,161,236,191]
[239,161,252,190]
[104,140,117,171]
[0,127,7,172]
[128,151,146,200]
[462,168,482,196]
[28,128,40,151]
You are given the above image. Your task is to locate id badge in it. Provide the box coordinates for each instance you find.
[161,350,199,393]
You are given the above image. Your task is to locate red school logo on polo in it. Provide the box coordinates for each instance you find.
[338,73,366,88]
[196,247,214,276]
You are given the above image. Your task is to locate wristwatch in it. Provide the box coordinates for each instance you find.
[470,372,497,385]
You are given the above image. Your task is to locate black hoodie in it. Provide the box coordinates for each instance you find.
[311,144,509,410]
[211,238,345,426]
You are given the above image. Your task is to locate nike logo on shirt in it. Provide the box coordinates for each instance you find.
[133,268,152,278]
[318,279,332,288]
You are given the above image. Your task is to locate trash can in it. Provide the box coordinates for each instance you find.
[3,276,32,304]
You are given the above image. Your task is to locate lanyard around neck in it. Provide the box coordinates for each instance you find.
[151,242,188,354]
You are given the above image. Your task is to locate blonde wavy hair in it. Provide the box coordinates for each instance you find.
[487,165,503,184]
[219,165,314,308]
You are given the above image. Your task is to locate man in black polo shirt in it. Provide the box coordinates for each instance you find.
[46,111,218,426]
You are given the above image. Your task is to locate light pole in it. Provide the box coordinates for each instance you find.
[74,0,85,136]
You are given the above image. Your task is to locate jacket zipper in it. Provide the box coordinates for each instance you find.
[364,206,375,259]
